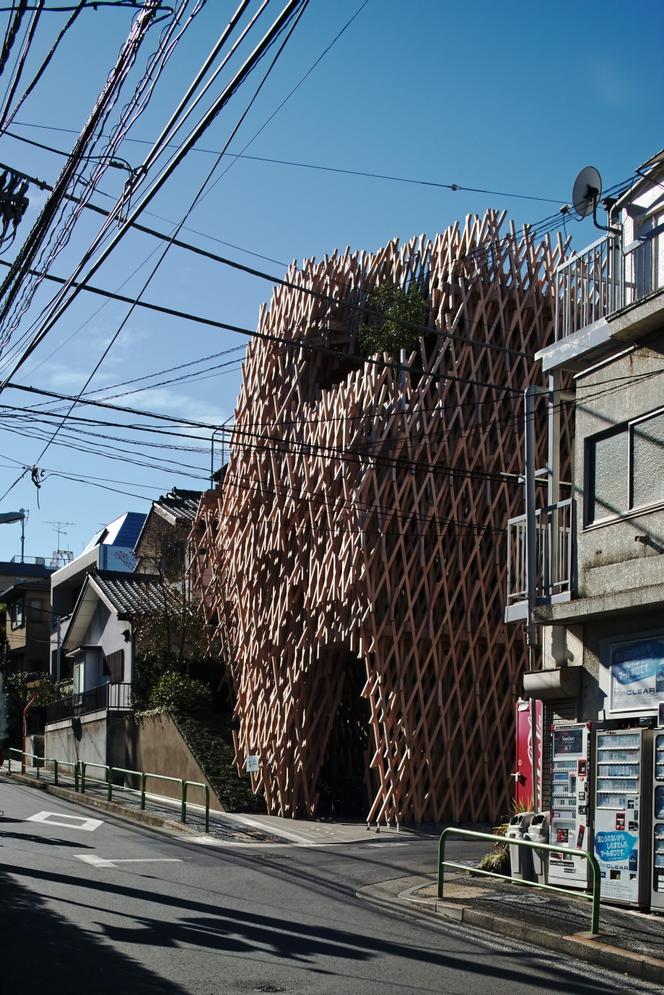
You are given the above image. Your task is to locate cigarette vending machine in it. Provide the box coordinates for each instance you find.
[652,729,664,911]
[549,723,592,889]
[594,728,652,907]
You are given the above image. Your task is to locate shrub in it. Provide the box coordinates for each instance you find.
[358,281,428,358]
[147,672,211,714]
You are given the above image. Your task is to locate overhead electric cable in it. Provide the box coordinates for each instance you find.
[0,0,308,387]
[24,0,308,467]
[11,118,565,202]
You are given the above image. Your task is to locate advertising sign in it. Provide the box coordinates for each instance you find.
[594,829,639,902]
[553,727,583,755]
[610,638,664,713]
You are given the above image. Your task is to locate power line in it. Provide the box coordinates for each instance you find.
[9,120,566,205]
[24,0,309,470]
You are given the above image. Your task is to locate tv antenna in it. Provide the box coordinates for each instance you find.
[571,165,620,233]
[46,520,75,567]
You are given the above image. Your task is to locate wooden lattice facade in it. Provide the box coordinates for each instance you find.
[192,210,567,825]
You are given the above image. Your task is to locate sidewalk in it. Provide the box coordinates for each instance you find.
[363,867,664,986]
[2,764,408,845]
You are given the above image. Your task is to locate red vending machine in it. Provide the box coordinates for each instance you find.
[514,699,543,810]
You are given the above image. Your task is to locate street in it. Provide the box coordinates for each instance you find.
[0,779,658,995]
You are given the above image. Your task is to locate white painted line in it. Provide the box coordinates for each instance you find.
[28,811,103,832]
[75,855,182,869]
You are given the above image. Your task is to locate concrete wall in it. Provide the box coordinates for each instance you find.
[574,330,664,601]
[43,710,223,812]
[45,710,109,767]
[118,712,223,811]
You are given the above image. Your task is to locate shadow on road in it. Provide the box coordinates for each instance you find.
[1,862,632,994]
[0,863,186,994]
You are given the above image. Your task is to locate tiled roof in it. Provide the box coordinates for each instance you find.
[92,570,182,617]
[154,488,202,524]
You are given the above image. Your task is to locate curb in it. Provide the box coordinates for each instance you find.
[2,771,200,838]
[437,903,664,986]
[358,876,664,986]
[404,885,664,986]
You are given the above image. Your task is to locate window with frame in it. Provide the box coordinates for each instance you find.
[10,597,24,630]
[586,408,664,525]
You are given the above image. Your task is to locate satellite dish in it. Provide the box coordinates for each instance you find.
[572,166,602,220]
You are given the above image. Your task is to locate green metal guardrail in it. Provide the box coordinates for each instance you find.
[6,750,210,834]
[437,827,601,935]
[6,747,79,788]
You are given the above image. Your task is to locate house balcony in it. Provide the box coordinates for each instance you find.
[540,228,664,374]
[45,682,132,725]
[505,498,574,622]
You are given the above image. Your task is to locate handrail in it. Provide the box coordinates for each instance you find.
[437,827,601,935]
[183,780,210,833]
[6,749,210,834]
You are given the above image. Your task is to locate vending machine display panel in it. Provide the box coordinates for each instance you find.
[594,729,652,907]
[549,723,591,889]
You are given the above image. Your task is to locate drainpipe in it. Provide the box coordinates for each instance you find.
[524,385,539,813]
[524,385,538,663]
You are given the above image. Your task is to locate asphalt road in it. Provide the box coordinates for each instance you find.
[0,778,658,995]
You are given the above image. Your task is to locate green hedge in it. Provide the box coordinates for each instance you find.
[147,672,211,713]
[175,711,264,813]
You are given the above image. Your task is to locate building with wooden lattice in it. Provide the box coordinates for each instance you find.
[192,210,567,825]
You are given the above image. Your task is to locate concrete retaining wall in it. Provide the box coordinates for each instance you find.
[44,711,222,812]
[45,711,109,767]
[121,712,224,811]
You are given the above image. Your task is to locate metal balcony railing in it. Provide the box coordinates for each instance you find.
[45,682,132,724]
[506,499,573,609]
[555,231,663,340]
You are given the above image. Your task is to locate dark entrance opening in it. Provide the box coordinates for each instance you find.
[316,653,372,819]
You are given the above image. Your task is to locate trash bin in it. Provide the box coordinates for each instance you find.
[525,812,549,884]
[506,811,535,881]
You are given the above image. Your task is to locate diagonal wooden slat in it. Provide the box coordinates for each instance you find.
[191,211,569,825]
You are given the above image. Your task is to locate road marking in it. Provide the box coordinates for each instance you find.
[28,811,103,832]
[75,855,183,869]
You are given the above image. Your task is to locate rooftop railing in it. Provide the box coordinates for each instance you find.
[555,230,663,340]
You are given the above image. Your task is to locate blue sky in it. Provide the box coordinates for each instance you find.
[0,0,662,562]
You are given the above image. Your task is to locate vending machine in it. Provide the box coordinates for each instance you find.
[594,728,653,907]
[549,723,592,889]
[652,729,664,911]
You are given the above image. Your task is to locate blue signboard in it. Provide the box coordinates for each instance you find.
[594,831,637,864]
[610,638,664,712]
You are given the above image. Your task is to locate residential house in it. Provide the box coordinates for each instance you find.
[1,577,52,676]
[50,511,145,680]
[0,558,55,677]
[44,569,176,766]
[504,149,664,908]
[134,487,202,600]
